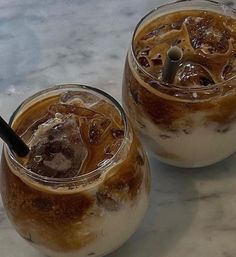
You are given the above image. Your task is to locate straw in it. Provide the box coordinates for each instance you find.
[162,46,183,84]
[0,116,29,157]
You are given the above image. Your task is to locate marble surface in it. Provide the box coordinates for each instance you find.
[0,0,236,257]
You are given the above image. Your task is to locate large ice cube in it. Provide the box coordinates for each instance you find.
[141,19,184,41]
[49,103,99,119]
[88,116,111,144]
[185,16,231,54]
[90,100,123,127]
[176,62,215,87]
[60,91,100,108]
[26,114,88,178]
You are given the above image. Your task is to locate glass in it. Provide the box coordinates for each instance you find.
[0,84,150,257]
[122,0,236,167]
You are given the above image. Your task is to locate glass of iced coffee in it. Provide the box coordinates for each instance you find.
[122,0,236,167]
[0,84,150,257]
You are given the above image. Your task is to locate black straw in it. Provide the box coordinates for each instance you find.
[0,116,29,157]
[162,46,183,84]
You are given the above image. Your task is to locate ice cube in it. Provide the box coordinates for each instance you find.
[60,91,100,108]
[49,103,99,120]
[141,19,183,40]
[104,139,123,158]
[90,100,123,127]
[28,113,64,147]
[141,25,170,40]
[222,54,236,80]
[88,116,111,144]
[26,115,88,178]
[185,16,231,54]
[176,62,215,87]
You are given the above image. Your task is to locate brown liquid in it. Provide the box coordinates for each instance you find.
[0,134,146,252]
[0,90,150,253]
[123,10,236,131]
[14,91,125,178]
[134,10,236,86]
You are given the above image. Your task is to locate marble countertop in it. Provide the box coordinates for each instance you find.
[0,0,236,257]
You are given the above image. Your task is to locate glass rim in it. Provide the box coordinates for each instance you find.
[130,0,236,94]
[5,83,129,184]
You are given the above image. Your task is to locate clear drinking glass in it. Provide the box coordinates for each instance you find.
[0,84,150,257]
[122,0,236,167]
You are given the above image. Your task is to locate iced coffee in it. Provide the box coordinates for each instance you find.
[0,84,150,257]
[123,0,236,167]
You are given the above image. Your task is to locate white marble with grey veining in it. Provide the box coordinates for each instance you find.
[0,0,236,257]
